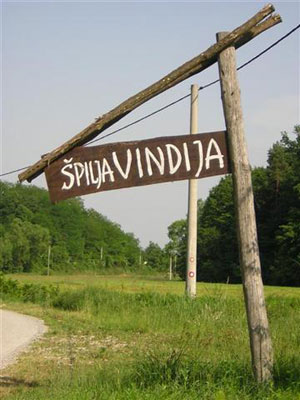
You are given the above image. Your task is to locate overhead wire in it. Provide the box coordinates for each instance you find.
[0,166,32,178]
[1,23,299,178]
[88,23,300,145]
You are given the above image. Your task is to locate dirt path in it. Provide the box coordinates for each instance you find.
[0,309,47,369]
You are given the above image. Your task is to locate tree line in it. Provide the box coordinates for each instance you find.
[1,127,299,286]
[165,127,300,287]
[0,182,141,273]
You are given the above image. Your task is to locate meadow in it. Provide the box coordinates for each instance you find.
[1,272,299,399]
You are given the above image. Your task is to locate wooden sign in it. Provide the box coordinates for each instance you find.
[19,4,280,184]
[45,131,230,203]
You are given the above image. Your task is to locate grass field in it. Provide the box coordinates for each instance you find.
[1,273,300,399]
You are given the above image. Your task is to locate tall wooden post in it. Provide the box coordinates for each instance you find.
[217,32,273,382]
[186,84,198,298]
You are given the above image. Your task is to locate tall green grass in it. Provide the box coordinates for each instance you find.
[2,274,300,399]
[8,354,300,400]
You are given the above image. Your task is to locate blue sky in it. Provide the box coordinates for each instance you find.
[2,1,299,247]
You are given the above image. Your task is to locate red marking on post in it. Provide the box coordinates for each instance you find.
[188,271,195,278]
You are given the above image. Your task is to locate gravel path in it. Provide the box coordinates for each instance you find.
[0,309,47,369]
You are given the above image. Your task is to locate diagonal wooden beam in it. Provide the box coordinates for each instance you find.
[19,4,281,183]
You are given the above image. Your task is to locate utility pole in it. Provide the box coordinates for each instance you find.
[185,84,198,298]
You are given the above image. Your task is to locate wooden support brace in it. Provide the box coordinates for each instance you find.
[19,4,281,183]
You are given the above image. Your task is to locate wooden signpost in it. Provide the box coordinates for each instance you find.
[217,32,273,382]
[45,131,230,203]
[18,4,280,184]
[19,4,282,383]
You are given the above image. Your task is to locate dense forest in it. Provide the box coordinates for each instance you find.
[0,182,142,273]
[167,127,300,287]
[1,127,299,286]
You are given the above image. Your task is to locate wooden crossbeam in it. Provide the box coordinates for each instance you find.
[19,4,281,183]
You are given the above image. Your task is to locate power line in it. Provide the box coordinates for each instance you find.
[87,78,221,145]
[87,93,191,144]
[88,23,300,145]
[1,24,299,179]
[236,23,300,71]
[0,166,32,177]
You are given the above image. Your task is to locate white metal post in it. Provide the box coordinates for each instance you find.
[186,84,198,298]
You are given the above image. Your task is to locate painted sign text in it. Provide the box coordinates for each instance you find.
[45,131,230,203]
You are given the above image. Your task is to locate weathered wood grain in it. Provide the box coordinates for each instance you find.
[45,131,230,203]
[217,32,273,382]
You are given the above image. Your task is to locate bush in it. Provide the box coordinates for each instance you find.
[0,272,59,304]
[51,289,87,311]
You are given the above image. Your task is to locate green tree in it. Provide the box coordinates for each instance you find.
[171,126,300,286]
[7,218,30,272]
[197,176,240,283]
[0,180,141,273]
[166,218,187,278]
[144,242,167,270]
[265,126,300,285]
[0,225,13,272]
[25,222,50,272]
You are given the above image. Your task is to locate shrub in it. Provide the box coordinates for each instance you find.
[0,272,59,304]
